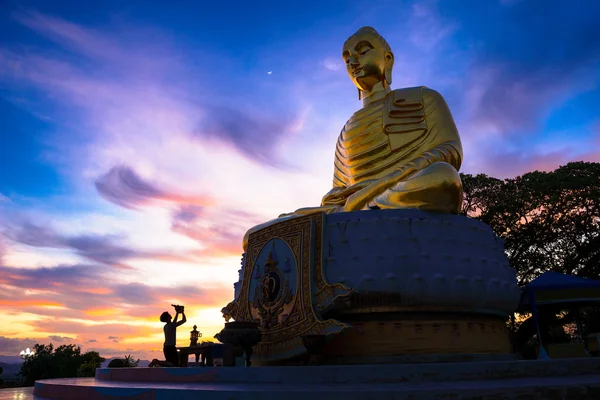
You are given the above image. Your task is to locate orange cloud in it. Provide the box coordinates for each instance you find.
[77,287,113,295]
[0,299,64,308]
[84,308,118,317]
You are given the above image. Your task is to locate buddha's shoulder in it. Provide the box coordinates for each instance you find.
[388,86,446,103]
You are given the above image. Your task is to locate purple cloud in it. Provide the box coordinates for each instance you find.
[107,336,123,343]
[111,283,154,306]
[196,104,302,168]
[3,10,303,176]
[460,2,600,136]
[169,204,264,257]
[0,237,5,265]
[95,165,212,210]
[0,336,43,355]
[2,220,193,268]
[0,264,103,291]
[94,165,166,209]
[171,205,204,224]
[48,335,73,342]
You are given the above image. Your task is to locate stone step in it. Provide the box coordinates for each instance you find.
[95,358,600,385]
[33,374,600,400]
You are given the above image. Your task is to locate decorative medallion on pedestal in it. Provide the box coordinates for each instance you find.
[222,212,355,363]
[250,240,295,329]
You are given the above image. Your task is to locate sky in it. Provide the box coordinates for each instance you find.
[1,0,599,361]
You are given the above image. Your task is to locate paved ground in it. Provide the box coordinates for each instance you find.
[0,387,34,399]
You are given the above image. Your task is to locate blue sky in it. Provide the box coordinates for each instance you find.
[1,0,599,359]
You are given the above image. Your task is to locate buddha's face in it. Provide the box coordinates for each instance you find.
[342,33,392,92]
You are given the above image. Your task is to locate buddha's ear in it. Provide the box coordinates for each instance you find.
[358,88,363,100]
[384,51,394,86]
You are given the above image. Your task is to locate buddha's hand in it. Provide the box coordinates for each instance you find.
[321,180,376,206]
[342,165,418,211]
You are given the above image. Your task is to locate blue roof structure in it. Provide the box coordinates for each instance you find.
[518,271,600,310]
[526,271,600,291]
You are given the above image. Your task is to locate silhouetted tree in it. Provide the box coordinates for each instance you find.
[460,161,600,354]
[461,161,600,284]
[18,343,105,386]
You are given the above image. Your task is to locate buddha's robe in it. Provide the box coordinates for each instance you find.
[321,86,463,213]
[243,86,463,251]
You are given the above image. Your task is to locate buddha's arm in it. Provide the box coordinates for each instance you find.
[342,141,461,212]
[399,140,462,177]
[321,179,377,206]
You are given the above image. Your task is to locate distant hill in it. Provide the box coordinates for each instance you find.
[0,362,21,379]
[0,356,23,364]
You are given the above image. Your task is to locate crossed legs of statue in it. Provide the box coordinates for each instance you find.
[368,161,463,214]
[242,162,462,251]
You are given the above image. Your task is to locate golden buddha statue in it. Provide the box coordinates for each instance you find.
[243,26,463,251]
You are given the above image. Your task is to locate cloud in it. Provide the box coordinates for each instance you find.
[0,237,5,264]
[0,263,103,291]
[473,148,600,179]
[323,57,343,71]
[0,258,231,359]
[195,104,304,168]
[171,205,204,224]
[0,263,231,320]
[48,335,73,342]
[11,9,182,79]
[0,336,43,355]
[460,2,600,137]
[95,165,212,210]
[1,9,304,175]
[2,219,193,268]
[409,1,459,50]
[170,205,263,257]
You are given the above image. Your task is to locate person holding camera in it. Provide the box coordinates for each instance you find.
[159,304,186,366]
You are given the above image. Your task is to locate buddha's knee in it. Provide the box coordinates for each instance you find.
[410,161,461,184]
[374,162,463,213]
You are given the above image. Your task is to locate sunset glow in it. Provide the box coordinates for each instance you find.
[1,0,599,361]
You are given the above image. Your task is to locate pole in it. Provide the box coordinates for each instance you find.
[529,289,550,360]
[574,305,590,357]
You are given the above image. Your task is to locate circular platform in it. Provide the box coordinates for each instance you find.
[32,358,600,399]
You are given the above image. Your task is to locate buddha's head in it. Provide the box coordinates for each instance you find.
[343,26,394,100]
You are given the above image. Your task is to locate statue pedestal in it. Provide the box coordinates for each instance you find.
[224,210,521,365]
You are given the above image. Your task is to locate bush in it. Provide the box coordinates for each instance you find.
[123,355,139,368]
[107,359,126,368]
[107,355,139,369]
[76,362,98,378]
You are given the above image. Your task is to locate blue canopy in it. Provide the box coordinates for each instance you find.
[519,271,600,310]
[526,271,600,291]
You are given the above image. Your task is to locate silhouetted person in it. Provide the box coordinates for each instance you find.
[160,304,186,366]
[190,325,201,347]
